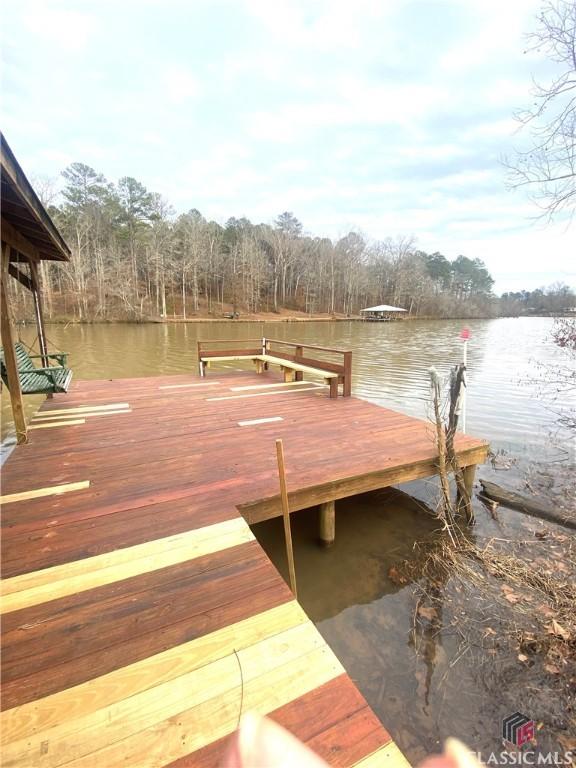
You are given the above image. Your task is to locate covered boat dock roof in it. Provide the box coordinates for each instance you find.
[360,304,407,313]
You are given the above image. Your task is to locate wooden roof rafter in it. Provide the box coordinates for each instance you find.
[1,132,70,263]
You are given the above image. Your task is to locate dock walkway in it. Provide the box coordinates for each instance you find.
[0,371,488,767]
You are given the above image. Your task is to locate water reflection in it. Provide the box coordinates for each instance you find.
[253,491,442,622]
[2,318,560,456]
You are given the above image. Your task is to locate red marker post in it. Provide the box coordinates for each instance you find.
[460,328,470,432]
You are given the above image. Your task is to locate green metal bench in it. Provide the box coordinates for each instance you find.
[0,342,72,394]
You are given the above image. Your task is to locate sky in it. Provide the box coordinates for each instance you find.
[1,0,574,294]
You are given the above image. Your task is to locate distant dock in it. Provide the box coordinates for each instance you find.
[0,366,488,767]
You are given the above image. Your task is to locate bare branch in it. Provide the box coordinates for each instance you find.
[506,0,576,219]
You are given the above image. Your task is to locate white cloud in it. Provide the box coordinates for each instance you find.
[2,0,573,292]
[162,65,201,105]
[22,3,97,51]
[241,0,394,51]
[244,80,450,143]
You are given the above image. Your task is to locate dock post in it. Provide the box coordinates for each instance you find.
[457,464,476,518]
[0,244,27,444]
[343,351,352,397]
[197,341,204,377]
[319,500,335,547]
[294,345,304,381]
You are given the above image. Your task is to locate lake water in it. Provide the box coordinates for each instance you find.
[1,317,572,759]
[1,317,566,452]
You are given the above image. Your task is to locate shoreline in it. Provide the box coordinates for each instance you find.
[37,314,563,325]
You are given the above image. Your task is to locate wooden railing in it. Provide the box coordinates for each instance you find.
[196,339,262,359]
[197,337,352,396]
[263,339,352,396]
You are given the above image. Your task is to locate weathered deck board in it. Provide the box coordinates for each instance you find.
[0,369,488,766]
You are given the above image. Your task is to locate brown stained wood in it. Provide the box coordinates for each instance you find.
[329,376,339,398]
[167,674,390,768]
[7,262,33,291]
[2,578,292,711]
[307,707,389,767]
[54,644,343,768]
[200,347,261,358]
[1,583,291,713]
[1,472,241,537]
[343,350,352,396]
[1,138,71,262]
[1,602,308,751]
[198,337,348,392]
[0,367,489,764]
[205,385,322,401]
[28,258,49,368]
[261,354,338,379]
[1,519,254,613]
[0,497,241,578]
[240,444,489,525]
[0,243,27,444]
[1,217,41,262]
[1,543,273,669]
[266,349,345,374]
[266,338,349,355]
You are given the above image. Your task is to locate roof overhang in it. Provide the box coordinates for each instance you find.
[1,132,70,262]
[360,305,407,313]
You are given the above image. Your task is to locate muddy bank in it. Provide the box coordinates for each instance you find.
[252,462,576,763]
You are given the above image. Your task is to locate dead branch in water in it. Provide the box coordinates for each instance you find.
[428,367,457,539]
[446,364,473,524]
[428,365,474,530]
[479,479,576,532]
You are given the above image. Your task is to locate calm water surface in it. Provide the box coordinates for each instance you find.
[1,318,572,758]
[2,317,565,451]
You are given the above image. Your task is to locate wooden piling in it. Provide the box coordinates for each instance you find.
[0,244,27,444]
[294,345,304,381]
[463,464,476,496]
[343,351,352,397]
[456,464,476,518]
[275,439,298,598]
[319,500,335,547]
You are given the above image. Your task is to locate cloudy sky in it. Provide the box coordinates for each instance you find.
[2,0,574,293]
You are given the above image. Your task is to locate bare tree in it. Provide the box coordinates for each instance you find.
[506,0,576,218]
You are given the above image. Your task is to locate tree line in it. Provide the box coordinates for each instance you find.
[500,284,575,316]
[7,162,571,322]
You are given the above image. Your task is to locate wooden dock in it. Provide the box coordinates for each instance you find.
[0,370,488,767]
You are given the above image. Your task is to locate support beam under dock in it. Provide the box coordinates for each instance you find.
[319,499,335,547]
